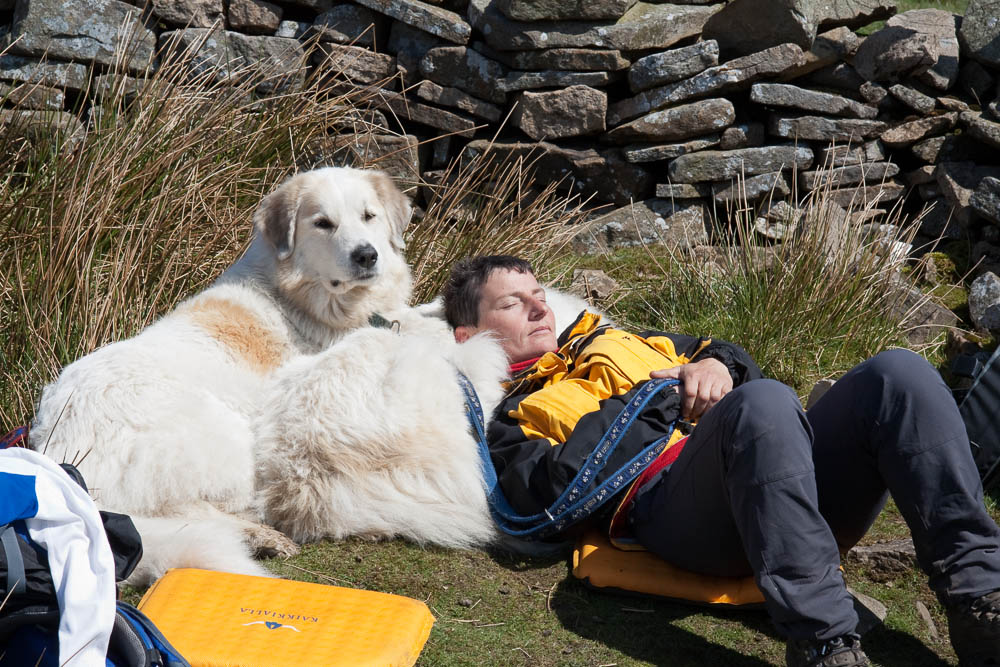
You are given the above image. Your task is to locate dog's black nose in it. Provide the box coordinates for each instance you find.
[351,244,378,270]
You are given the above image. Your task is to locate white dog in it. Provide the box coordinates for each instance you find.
[29,166,413,585]
[253,287,605,551]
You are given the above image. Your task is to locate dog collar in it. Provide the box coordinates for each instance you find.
[368,313,398,331]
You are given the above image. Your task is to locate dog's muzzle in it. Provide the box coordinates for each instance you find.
[351,244,378,271]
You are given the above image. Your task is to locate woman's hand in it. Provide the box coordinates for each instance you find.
[651,358,733,420]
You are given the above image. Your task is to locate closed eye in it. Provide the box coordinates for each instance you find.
[314,217,334,230]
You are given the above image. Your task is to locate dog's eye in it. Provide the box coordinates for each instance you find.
[363,210,375,222]
[314,218,334,230]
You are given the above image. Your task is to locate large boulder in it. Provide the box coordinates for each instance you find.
[0,81,63,110]
[969,272,1000,334]
[893,283,960,346]
[936,162,1000,225]
[462,140,652,206]
[667,145,814,183]
[420,46,506,103]
[751,82,877,118]
[880,113,958,148]
[629,41,719,93]
[159,29,306,95]
[778,26,861,80]
[496,0,636,21]
[800,162,900,190]
[609,43,805,125]
[626,136,721,163]
[0,55,90,93]
[8,0,156,73]
[229,0,283,35]
[571,199,709,254]
[361,86,477,137]
[853,23,937,82]
[511,86,607,141]
[768,115,887,141]
[416,81,502,121]
[971,177,1000,225]
[309,5,384,46]
[702,0,815,58]
[352,0,471,44]
[501,70,615,93]
[961,111,1000,151]
[312,133,421,190]
[150,0,224,28]
[314,43,397,88]
[959,0,1000,68]
[886,9,960,90]
[468,0,720,52]
[814,0,897,29]
[477,43,630,72]
[702,0,894,58]
[712,172,790,204]
[603,98,734,144]
[0,109,85,151]
[387,21,444,86]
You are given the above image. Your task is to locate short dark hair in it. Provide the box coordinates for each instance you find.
[443,255,534,328]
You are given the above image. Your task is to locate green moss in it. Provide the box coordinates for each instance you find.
[928,283,968,312]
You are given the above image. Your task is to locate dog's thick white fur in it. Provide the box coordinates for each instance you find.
[255,311,509,548]
[29,166,413,586]
[252,284,609,550]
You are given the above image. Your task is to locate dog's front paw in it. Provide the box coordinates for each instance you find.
[245,523,301,559]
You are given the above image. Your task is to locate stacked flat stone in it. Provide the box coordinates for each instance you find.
[1,0,999,274]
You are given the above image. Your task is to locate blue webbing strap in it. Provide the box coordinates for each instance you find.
[457,372,679,539]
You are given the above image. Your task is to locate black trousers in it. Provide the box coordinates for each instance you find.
[628,349,1000,641]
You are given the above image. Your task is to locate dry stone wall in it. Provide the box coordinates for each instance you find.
[3,0,1000,330]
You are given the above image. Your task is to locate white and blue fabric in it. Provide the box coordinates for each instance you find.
[0,447,116,667]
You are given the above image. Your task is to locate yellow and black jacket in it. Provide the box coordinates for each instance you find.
[486,311,762,525]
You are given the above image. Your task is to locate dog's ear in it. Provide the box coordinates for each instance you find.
[368,170,412,252]
[254,177,301,261]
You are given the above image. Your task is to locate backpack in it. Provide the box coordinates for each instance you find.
[0,440,189,666]
[952,346,1000,491]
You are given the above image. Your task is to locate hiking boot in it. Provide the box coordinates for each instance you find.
[947,590,1000,666]
[785,634,870,667]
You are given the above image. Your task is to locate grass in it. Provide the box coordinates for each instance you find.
[564,183,923,395]
[7,6,996,665]
[105,173,978,666]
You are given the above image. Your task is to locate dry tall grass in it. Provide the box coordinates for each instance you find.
[614,170,922,391]
[0,40,579,430]
[0,39,348,427]
[407,147,586,304]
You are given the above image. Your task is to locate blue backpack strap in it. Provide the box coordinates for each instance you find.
[110,602,190,667]
[457,372,679,539]
[1,524,26,596]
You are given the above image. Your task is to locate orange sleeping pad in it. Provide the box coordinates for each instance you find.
[138,568,434,667]
[573,529,765,607]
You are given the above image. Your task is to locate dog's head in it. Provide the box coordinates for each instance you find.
[254,166,412,295]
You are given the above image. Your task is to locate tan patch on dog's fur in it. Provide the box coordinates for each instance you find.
[186,298,284,373]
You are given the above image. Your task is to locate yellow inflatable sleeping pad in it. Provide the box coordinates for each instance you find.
[573,529,765,607]
[138,568,434,667]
